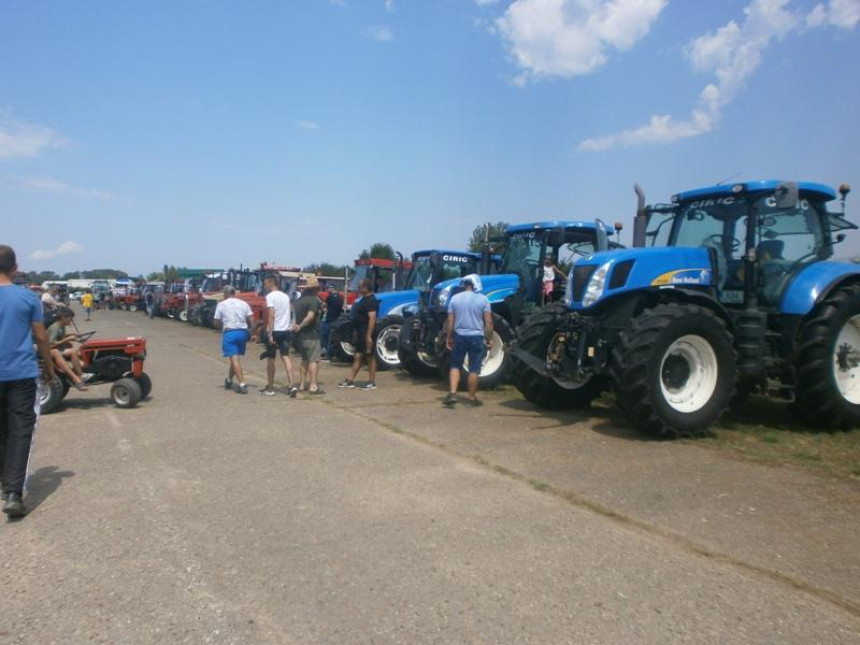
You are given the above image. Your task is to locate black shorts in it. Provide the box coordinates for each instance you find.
[353,326,375,354]
[261,330,293,358]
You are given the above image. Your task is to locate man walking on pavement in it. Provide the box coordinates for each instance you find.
[338,278,379,390]
[0,245,56,517]
[291,275,324,395]
[260,277,297,398]
[213,285,257,394]
[444,274,493,408]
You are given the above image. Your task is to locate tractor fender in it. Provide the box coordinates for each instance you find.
[375,290,420,317]
[593,287,734,331]
[780,261,860,315]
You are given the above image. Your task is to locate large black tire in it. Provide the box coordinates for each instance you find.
[794,284,860,429]
[128,303,139,313]
[111,378,142,409]
[135,372,153,399]
[442,313,515,390]
[513,303,607,410]
[374,315,404,371]
[399,346,441,377]
[178,308,189,323]
[331,320,356,363]
[612,303,736,438]
[39,377,65,415]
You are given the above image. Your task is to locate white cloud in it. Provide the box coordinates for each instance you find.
[385,0,395,11]
[4,174,118,201]
[580,0,860,151]
[298,120,320,130]
[29,241,84,261]
[495,0,668,83]
[0,113,67,159]
[367,25,394,41]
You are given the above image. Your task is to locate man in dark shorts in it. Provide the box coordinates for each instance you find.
[444,274,493,407]
[0,245,55,517]
[320,284,343,360]
[291,275,324,395]
[260,277,297,397]
[338,278,379,390]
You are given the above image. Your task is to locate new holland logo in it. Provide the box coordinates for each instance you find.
[651,269,711,287]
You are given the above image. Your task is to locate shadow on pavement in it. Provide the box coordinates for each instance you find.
[25,465,75,512]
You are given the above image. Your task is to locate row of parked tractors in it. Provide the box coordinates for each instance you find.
[122,180,860,439]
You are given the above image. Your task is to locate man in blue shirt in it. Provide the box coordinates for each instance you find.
[0,245,55,517]
[444,274,494,407]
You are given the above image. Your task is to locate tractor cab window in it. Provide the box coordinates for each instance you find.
[645,208,676,247]
[405,256,434,290]
[502,231,543,301]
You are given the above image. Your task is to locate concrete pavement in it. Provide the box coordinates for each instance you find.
[1,309,858,644]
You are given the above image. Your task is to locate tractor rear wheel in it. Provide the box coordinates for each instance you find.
[514,303,606,409]
[613,303,736,438]
[442,314,514,390]
[111,378,142,409]
[795,284,860,429]
[330,321,356,362]
[39,377,65,414]
[374,315,403,370]
[399,346,441,377]
[135,372,153,399]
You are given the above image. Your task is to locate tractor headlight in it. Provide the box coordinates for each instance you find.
[582,261,612,307]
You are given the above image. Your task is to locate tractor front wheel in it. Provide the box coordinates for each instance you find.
[613,303,736,438]
[795,284,860,429]
[374,316,403,370]
[111,378,142,409]
[178,309,189,323]
[514,303,606,409]
[135,372,153,399]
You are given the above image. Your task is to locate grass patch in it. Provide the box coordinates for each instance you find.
[696,396,860,479]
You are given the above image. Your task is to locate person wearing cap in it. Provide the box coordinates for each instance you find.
[291,275,324,395]
[443,274,493,407]
[213,285,257,394]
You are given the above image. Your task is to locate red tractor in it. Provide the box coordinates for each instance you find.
[40,332,151,414]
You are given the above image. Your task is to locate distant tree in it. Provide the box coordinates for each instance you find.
[61,271,82,280]
[25,270,60,285]
[359,243,396,260]
[304,262,349,276]
[468,222,509,253]
[81,269,130,280]
[146,272,164,282]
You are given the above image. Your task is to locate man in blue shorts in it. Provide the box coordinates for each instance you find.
[0,245,55,517]
[213,285,257,394]
[444,274,493,407]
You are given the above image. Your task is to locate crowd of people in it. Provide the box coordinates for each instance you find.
[0,242,496,519]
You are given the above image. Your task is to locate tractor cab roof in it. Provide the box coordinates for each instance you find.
[506,220,617,235]
[412,249,483,259]
[673,180,837,204]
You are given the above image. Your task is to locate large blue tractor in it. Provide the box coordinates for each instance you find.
[399,221,622,387]
[512,180,857,437]
[332,249,488,370]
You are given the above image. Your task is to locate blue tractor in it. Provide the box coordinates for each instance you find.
[512,180,857,437]
[331,249,489,370]
[399,221,622,387]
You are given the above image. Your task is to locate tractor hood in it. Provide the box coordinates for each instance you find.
[373,289,421,317]
[568,246,714,310]
[429,274,520,310]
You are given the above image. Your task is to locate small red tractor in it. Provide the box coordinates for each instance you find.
[40,332,151,414]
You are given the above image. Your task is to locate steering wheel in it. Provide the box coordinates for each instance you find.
[76,330,97,344]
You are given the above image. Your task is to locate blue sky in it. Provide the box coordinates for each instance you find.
[2,0,859,275]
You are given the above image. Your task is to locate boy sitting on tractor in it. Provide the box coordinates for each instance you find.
[47,307,88,391]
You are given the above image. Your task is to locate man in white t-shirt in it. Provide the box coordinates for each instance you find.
[213,285,257,394]
[260,277,297,397]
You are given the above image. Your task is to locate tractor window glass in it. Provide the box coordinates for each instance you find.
[756,197,825,266]
[646,209,675,247]
[502,231,543,299]
[406,256,433,290]
[558,242,596,274]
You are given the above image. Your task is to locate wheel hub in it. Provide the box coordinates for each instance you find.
[833,314,860,404]
[659,334,719,414]
[662,355,691,390]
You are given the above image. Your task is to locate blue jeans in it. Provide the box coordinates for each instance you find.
[320,321,331,356]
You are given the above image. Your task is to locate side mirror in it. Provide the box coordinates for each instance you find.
[774,181,799,210]
[548,227,565,248]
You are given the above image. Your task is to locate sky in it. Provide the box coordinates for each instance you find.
[2,0,859,276]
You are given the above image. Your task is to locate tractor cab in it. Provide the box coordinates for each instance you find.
[349,257,413,295]
[647,181,855,309]
[410,250,488,291]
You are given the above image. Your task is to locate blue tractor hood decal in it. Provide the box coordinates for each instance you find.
[571,246,714,309]
[431,273,520,305]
